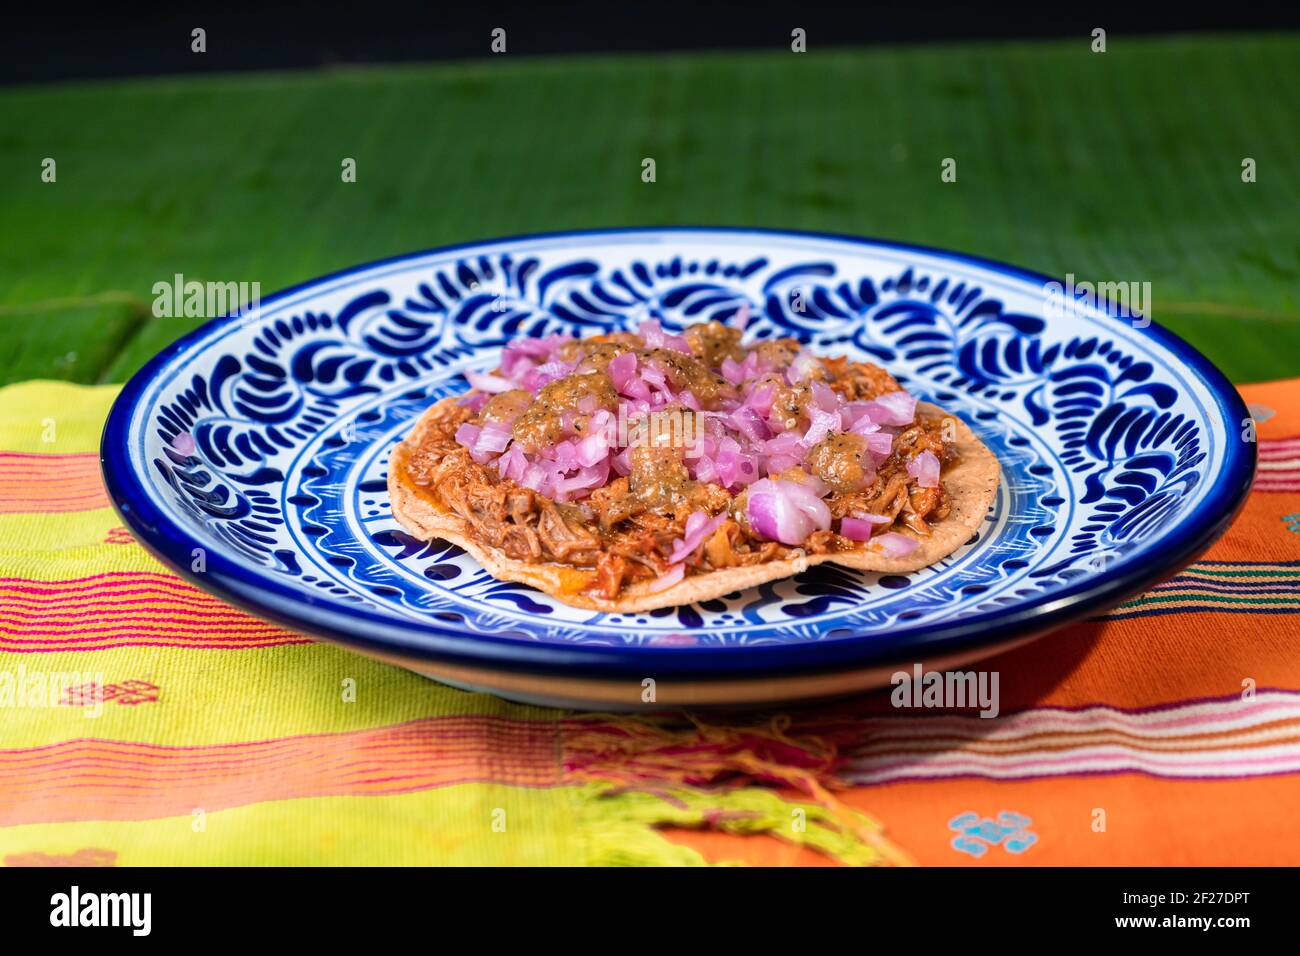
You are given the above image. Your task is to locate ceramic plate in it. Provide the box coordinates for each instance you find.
[101,229,1254,708]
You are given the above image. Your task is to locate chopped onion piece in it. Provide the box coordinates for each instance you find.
[720,357,747,386]
[727,405,769,443]
[500,334,571,381]
[550,439,577,468]
[638,320,691,354]
[746,478,831,545]
[873,532,919,558]
[640,362,669,391]
[555,460,609,496]
[727,302,751,331]
[171,432,197,457]
[798,474,831,498]
[472,421,512,457]
[744,382,776,417]
[841,401,873,429]
[454,423,481,449]
[864,431,895,459]
[496,444,528,482]
[810,380,840,412]
[508,333,572,358]
[519,463,547,493]
[802,405,841,447]
[766,454,802,474]
[608,352,638,391]
[907,449,941,488]
[763,431,804,458]
[850,510,893,525]
[669,511,728,564]
[786,349,820,384]
[648,563,686,592]
[520,360,575,393]
[715,437,743,488]
[839,517,876,542]
[866,390,916,426]
[574,432,609,468]
[458,392,490,413]
[465,370,514,394]
[536,360,575,378]
[500,353,536,382]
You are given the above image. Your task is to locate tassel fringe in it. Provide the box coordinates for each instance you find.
[563,712,912,866]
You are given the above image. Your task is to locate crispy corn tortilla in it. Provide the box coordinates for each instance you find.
[388,399,1000,612]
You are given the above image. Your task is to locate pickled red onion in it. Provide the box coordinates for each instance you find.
[747,478,831,545]
[907,449,940,488]
[668,511,728,564]
[872,532,919,557]
[838,517,876,542]
[648,563,686,592]
[465,370,514,394]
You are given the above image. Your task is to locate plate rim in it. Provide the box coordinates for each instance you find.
[100,226,1257,680]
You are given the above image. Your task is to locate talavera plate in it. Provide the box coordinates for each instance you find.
[101,229,1254,708]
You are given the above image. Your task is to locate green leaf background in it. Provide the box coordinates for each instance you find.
[1,34,1296,386]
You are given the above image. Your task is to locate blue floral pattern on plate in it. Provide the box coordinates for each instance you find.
[102,229,1252,676]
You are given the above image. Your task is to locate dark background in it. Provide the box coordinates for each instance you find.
[3,1,1298,85]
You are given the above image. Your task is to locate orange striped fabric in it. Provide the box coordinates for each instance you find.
[1101,560,1300,619]
[1,379,1298,866]
[670,381,1300,865]
[0,717,561,825]
[0,452,106,513]
[1257,436,1300,493]
[0,573,308,652]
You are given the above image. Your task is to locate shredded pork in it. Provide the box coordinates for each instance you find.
[398,323,956,600]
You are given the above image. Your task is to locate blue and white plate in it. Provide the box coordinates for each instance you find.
[101,229,1254,708]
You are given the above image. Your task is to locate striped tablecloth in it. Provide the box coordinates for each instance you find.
[0,378,1296,866]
